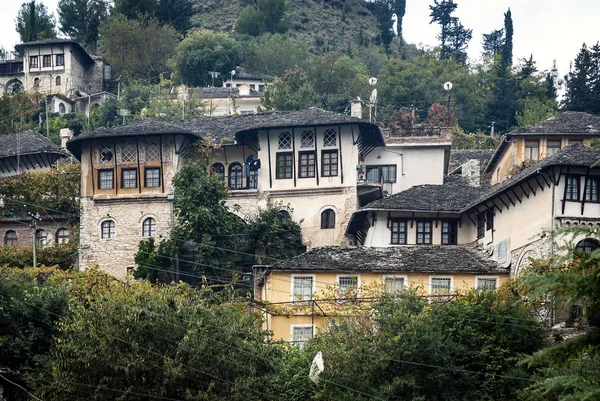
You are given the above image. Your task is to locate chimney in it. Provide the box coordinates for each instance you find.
[351,97,362,119]
[60,128,74,149]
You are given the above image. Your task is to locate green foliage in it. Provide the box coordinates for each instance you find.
[307,290,546,400]
[145,90,207,121]
[429,0,471,62]
[0,245,77,270]
[515,226,600,401]
[516,98,557,128]
[34,278,281,400]
[0,92,42,134]
[15,1,57,43]
[98,14,179,83]
[57,0,108,50]
[243,33,309,77]
[112,0,192,32]
[236,0,288,37]
[172,30,241,86]
[133,237,174,282]
[563,42,600,114]
[452,131,501,150]
[246,203,303,264]
[262,67,317,111]
[0,163,81,217]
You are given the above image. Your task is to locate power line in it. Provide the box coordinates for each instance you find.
[0,373,44,401]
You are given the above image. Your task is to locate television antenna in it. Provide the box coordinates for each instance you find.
[208,71,220,87]
[117,108,130,124]
[443,82,453,126]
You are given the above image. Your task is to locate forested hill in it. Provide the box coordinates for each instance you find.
[192,0,384,54]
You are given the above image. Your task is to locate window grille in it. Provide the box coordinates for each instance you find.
[278,132,292,149]
[101,220,115,239]
[323,129,337,147]
[338,276,358,293]
[431,277,451,293]
[576,239,599,253]
[476,278,497,291]
[291,326,313,349]
[99,145,113,163]
[122,142,136,162]
[292,276,313,301]
[142,218,157,237]
[146,142,160,161]
[300,130,314,148]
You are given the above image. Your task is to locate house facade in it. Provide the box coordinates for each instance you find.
[486,112,600,185]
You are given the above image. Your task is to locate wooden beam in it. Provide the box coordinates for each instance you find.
[292,128,296,188]
[526,180,536,196]
[504,193,516,207]
[518,183,530,199]
[313,126,319,186]
[267,130,273,188]
[338,124,344,185]
[492,198,503,213]
[581,167,590,215]
[534,176,545,192]
[136,137,141,194]
[90,141,95,196]
[158,136,164,194]
[499,195,510,209]
[511,188,522,203]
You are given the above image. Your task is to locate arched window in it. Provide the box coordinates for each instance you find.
[321,209,336,229]
[142,217,157,237]
[300,129,314,148]
[56,228,70,245]
[211,163,225,181]
[323,129,337,147]
[4,231,17,247]
[576,238,599,253]
[33,77,40,89]
[58,103,66,114]
[101,220,115,239]
[229,163,243,189]
[35,229,47,247]
[55,76,61,86]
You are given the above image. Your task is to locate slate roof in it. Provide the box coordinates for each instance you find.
[0,130,68,158]
[14,39,95,66]
[361,181,485,213]
[510,111,600,135]
[485,112,600,173]
[465,143,600,211]
[66,120,198,157]
[268,245,507,274]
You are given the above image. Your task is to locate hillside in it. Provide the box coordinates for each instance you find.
[191,0,385,54]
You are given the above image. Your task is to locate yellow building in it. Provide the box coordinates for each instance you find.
[253,245,510,346]
[485,111,600,185]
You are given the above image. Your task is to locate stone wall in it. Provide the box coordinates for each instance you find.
[0,218,71,247]
[79,197,173,279]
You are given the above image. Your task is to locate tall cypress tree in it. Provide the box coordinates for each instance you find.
[564,43,593,112]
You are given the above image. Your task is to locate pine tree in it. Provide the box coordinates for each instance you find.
[482,28,504,59]
[429,0,471,62]
[564,43,592,112]
[15,1,56,43]
[57,0,108,51]
[519,54,537,79]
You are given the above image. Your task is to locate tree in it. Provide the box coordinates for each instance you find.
[15,1,56,43]
[246,203,303,264]
[482,28,504,59]
[515,226,600,401]
[519,54,537,79]
[111,0,156,19]
[563,43,596,113]
[262,67,317,111]
[57,0,108,50]
[0,91,42,134]
[154,0,192,33]
[429,0,471,62]
[98,15,179,83]
[172,30,240,87]
[243,34,309,77]
[236,0,288,37]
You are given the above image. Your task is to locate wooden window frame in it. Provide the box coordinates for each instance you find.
[321,150,338,177]
[56,54,64,66]
[275,152,293,179]
[228,163,244,189]
[366,165,397,183]
[416,220,432,245]
[121,168,138,189]
[321,209,336,229]
[390,219,407,245]
[476,214,485,239]
[144,167,160,188]
[441,220,457,245]
[585,177,599,203]
[42,55,52,68]
[98,169,114,190]
[565,175,580,201]
[142,217,157,237]
[30,56,38,68]
[298,151,316,178]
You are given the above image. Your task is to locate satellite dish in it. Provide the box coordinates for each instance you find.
[443,81,453,91]
[369,89,378,105]
[368,77,378,86]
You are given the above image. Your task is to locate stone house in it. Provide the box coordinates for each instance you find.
[485,111,600,185]
[66,109,452,278]
[255,144,600,345]
[0,130,73,250]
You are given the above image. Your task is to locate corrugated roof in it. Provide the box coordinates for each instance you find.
[268,245,507,274]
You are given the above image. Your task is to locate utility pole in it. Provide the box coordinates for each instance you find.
[490,121,495,137]
[28,212,41,267]
[117,76,121,100]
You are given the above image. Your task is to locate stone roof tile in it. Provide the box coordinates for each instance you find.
[0,130,68,158]
[268,245,507,274]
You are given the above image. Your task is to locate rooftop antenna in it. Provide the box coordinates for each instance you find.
[208,71,220,88]
[443,81,453,127]
[368,77,377,122]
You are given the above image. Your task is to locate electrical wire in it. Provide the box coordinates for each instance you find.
[0,373,44,401]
